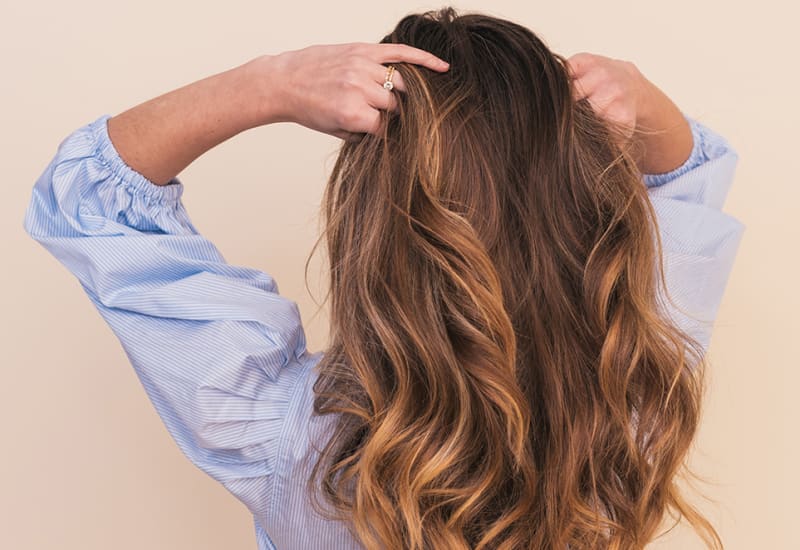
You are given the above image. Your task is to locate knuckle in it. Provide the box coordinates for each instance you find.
[624,60,640,77]
[348,42,366,54]
[341,67,360,88]
[340,105,362,128]
[607,81,623,95]
[331,98,350,125]
[623,104,637,119]
[333,111,350,130]
[342,44,365,62]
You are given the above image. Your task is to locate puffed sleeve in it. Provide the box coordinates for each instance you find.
[22,113,314,520]
[643,114,746,354]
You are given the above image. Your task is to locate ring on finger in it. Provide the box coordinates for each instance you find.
[383,65,396,91]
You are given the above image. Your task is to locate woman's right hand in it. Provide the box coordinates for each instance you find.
[565,52,693,174]
[257,43,450,141]
[565,52,647,145]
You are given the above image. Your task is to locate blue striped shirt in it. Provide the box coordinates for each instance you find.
[23,113,744,549]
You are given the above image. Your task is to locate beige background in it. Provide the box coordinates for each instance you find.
[2,1,796,548]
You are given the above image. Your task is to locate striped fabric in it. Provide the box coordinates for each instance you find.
[23,113,744,549]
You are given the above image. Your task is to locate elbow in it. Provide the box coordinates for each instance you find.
[23,167,72,243]
[23,188,56,243]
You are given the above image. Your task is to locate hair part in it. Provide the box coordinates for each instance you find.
[302,6,722,549]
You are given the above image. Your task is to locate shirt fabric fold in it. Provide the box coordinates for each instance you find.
[23,113,745,549]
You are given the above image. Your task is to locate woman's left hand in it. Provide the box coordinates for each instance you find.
[258,42,450,141]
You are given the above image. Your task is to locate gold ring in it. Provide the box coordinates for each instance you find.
[383,65,395,91]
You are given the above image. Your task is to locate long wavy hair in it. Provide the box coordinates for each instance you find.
[303,6,721,549]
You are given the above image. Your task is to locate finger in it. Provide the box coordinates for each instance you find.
[571,69,605,101]
[376,63,406,93]
[571,76,592,102]
[337,102,384,137]
[344,106,381,137]
[365,78,399,113]
[565,52,594,79]
[586,93,616,119]
[359,108,383,136]
[373,43,450,72]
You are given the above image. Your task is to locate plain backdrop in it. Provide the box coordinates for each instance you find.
[2,1,796,548]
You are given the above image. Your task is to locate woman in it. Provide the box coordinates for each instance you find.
[23,7,744,550]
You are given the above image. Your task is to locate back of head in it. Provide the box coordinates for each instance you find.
[307,6,719,549]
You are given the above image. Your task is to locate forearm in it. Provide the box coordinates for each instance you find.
[106,55,286,186]
[632,69,694,175]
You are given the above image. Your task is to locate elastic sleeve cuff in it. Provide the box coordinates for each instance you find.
[88,113,185,204]
[642,114,720,188]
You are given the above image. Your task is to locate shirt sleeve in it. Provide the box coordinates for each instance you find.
[642,114,745,354]
[22,113,314,521]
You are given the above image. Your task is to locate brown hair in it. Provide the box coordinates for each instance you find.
[304,6,721,549]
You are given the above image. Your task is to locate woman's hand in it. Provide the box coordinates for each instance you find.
[106,43,448,186]
[565,51,693,174]
[565,52,647,145]
[259,42,450,141]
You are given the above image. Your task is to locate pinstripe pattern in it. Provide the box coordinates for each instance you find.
[644,115,746,353]
[23,113,743,549]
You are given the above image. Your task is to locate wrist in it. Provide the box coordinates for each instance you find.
[631,66,661,130]
[627,67,693,174]
[239,54,295,127]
